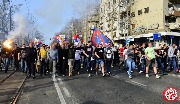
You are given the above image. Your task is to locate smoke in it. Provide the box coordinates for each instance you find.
[9,13,27,39]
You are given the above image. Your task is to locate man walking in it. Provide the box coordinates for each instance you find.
[167,43,179,73]
[26,43,37,79]
[95,43,105,77]
[126,45,135,79]
[13,44,20,70]
[105,43,113,76]
[145,42,161,79]
[39,44,48,76]
[67,43,75,76]
[83,41,93,77]
[20,44,27,73]
[49,43,58,77]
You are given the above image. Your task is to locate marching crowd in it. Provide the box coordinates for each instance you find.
[0,41,180,79]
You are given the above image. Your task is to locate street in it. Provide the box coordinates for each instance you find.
[1,67,179,104]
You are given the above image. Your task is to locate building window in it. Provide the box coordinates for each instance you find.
[108,2,111,9]
[113,0,116,4]
[138,9,142,15]
[101,8,103,13]
[113,32,116,38]
[144,7,149,13]
[131,12,135,17]
[101,26,103,30]
[131,24,135,29]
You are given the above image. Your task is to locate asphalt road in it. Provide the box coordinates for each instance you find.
[15,67,180,104]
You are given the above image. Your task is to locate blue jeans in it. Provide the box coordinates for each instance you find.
[168,57,177,73]
[127,59,135,77]
[141,58,146,72]
[21,59,27,72]
[85,57,92,73]
[106,59,112,73]
[4,58,10,73]
[156,58,164,73]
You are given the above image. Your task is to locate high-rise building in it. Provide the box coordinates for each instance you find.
[100,0,180,45]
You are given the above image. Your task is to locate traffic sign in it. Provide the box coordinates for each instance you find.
[170,36,174,39]
[153,33,161,40]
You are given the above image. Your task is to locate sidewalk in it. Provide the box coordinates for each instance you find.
[0,71,26,104]
[0,68,15,84]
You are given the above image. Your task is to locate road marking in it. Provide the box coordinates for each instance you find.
[113,74,146,87]
[113,75,120,79]
[58,78,71,98]
[126,80,146,87]
[58,78,63,85]
[53,76,66,104]
[63,87,71,97]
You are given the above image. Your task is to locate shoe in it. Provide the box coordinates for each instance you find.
[131,71,133,73]
[139,71,143,74]
[63,75,65,77]
[77,72,80,75]
[27,74,31,78]
[96,72,98,75]
[146,74,149,78]
[129,76,132,79]
[88,74,91,77]
[111,65,113,67]
[155,75,161,79]
[103,74,106,77]
[33,76,36,79]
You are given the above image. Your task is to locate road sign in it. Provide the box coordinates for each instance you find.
[153,33,161,40]
[170,36,174,39]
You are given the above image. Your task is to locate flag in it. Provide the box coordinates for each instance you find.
[92,27,113,47]
[73,34,80,42]
[73,34,81,46]
[54,35,61,43]
[54,34,68,45]
[32,38,42,46]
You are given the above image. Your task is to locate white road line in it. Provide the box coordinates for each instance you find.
[63,87,71,97]
[58,78,71,98]
[112,75,146,87]
[113,75,120,79]
[53,76,66,104]
[58,78,63,85]
[126,80,147,87]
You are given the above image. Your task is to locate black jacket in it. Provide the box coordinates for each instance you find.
[26,47,37,62]
[68,48,75,59]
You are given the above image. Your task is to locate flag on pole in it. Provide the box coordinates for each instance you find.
[73,34,81,46]
[91,27,113,47]
[54,35,61,43]
[32,38,42,46]
[54,34,68,45]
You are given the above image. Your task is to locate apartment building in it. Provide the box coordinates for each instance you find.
[100,0,180,44]
[83,8,99,44]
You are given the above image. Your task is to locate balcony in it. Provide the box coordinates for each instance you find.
[169,0,180,3]
[169,23,180,30]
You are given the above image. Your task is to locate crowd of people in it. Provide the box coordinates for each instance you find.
[0,41,180,79]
